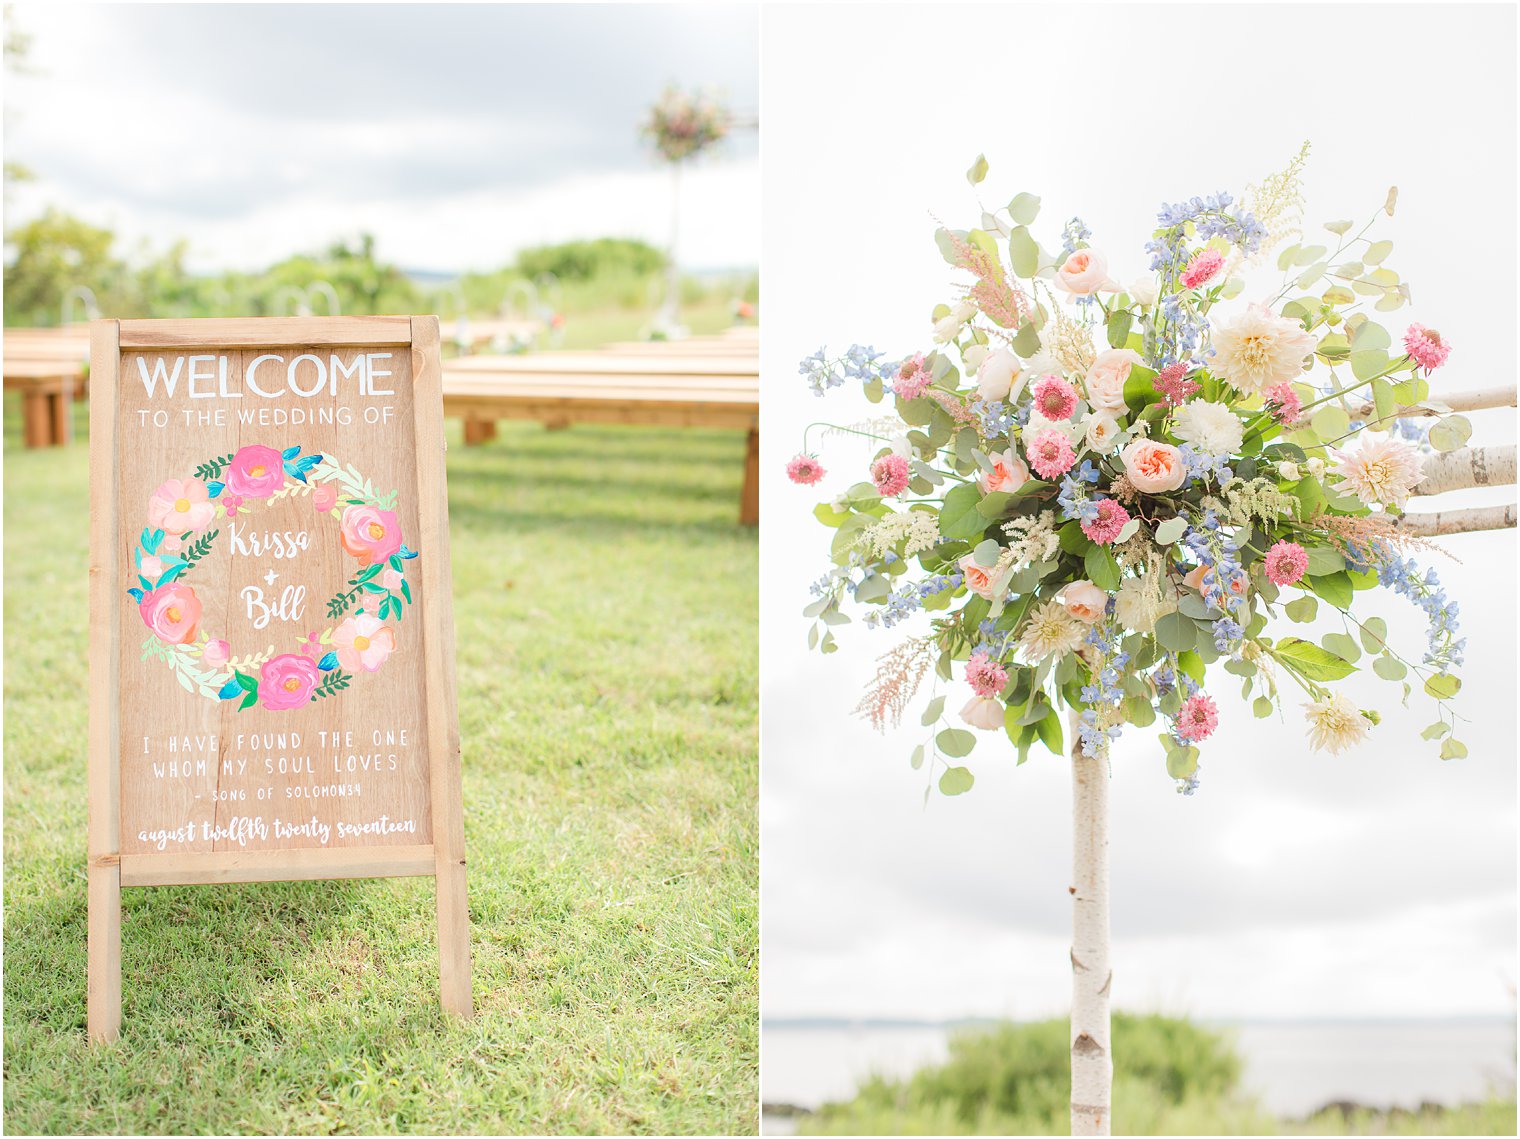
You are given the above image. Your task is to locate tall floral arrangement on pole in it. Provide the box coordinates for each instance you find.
[640,85,731,335]
[786,145,1470,1134]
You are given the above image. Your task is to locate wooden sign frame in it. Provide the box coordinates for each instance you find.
[86,316,471,1042]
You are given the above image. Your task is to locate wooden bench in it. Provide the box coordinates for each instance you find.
[3,358,85,447]
[441,349,760,524]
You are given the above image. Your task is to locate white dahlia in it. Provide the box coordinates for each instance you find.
[1016,598,1086,664]
[1303,692,1368,756]
[1330,433,1425,509]
[1171,399,1245,456]
[1210,303,1317,395]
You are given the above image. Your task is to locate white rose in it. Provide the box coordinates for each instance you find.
[1128,276,1159,307]
[962,343,990,372]
[976,349,1025,403]
[932,301,977,344]
[1307,457,1326,478]
[1277,460,1300,481]
[1083,411,1121,453]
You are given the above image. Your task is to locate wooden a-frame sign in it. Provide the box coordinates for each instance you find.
[87,317,471,1042]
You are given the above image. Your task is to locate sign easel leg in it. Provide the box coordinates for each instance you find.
[86,857,122,1043]
[435,854,473,1017]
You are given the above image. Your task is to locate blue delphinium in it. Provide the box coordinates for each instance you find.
[1061,216,1092,255]
[1179,444,1234,486]
[1058,461,1102,523]
[1347,541,1465,672]
[970,398,1017,438]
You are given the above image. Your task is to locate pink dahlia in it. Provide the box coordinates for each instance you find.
[786,452,826,486]
[1081,498,1131,545]
[1176,693,1219,742]
[1403,323,1451,373]
[1263,540,1309,586]
[1180,248,1225,291]
[871,453,911,497]
[1032,375,1079,421]
[1025,429,1076,480]
[965,651,1009,698]
[893,354,932,400]
[1263,383,1302,426]
[1154,361,1201,407]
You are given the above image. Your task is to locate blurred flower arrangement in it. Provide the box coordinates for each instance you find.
[788,145,1470,796]
[642,85,731,163]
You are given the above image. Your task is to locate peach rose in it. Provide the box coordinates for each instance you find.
[1058,580,1108,624]
[223,445,286,499]
[139,583,202,645]
[980,448,1030,495]
[260,653,320,711]
[339,504,403,564]
[976,349,1025,403]
[960,696,1006,731]
[958,554,1007,601]
[1120,439,1186,493]
[1084,348,1143,413]
[1053,248,1118,297]
[331,613,396,673]
[148,478,217,533]
[1182,564,1249,602]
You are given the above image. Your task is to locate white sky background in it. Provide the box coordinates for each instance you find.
[4,3,759,274]
[760,3,1517,1024]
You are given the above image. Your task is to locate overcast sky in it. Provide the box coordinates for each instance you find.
[761,2,1516,1029]
[5,3,758,273]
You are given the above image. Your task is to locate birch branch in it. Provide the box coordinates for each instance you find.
[1069,707,1112,1136]
[1394,503,1516,536]
[1416,445,1516,496]
[1349,385,1516,423]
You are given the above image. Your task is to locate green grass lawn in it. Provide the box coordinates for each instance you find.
[2,396,758,1134]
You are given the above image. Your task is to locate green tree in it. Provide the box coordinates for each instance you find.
[3,209,130,325]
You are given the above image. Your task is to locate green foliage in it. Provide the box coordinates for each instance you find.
[514,237,667,282]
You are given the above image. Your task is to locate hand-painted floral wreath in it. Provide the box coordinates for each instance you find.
[129,443,418,712]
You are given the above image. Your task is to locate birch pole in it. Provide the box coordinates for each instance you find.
[1068,706,1112,1136]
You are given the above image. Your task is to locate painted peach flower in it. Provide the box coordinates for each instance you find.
[224,445,286,499]
[1058,580,1108,624]
[1120,439,1186,494]
[1053,248,1118,297]
[339,504,403,564]
[331,613,397,673]
[381,567,404,591]
[259,653,319,711]
[202,639,231,670]
[1084,349,1143,413]
[312,484,338,512]
[148,478,217,533]
[980,448,1030,495]
[139,583,202,645]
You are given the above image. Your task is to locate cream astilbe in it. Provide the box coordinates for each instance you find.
[854,635,938,731]
[1232,140,1311,272]
[1001,510,1062,567]
[1205,476,1298,529]
[862,510,942,560]
[1036,282,1096,374]
[1115,568,1177,634]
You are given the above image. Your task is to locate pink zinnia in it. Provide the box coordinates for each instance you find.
[1032,375,1079,421]
[1026,429,1076,480]
[1154,361,1200,407]
[965,651,1008,698]
[1180,249,1225,291]
[786,452,826,486]
[1081,498,1130,545]
[894,354,931,400]
[1176,693,1219,742]
[1263,383,1302,426]
[1403,324,1451,373]
[1263,539,1309,586]
[871,453,911,497]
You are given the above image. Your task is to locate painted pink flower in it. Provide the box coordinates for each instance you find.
[1180,249,1225,291]
[298,630,324,659]
[381,567,404,591]
[312,485,338,512]
[1263,383,1302,426]
[893,354,932,400]
[1403,323,1451,373]
[1264,540,1309,586]
[139,583,202,645]
[339,504,404,564]
[331,613,397,673]
[140,555,165,581]
[148,477,217,533]
[1081,498,1131,545]
[1026,429,1076,480]
[871,453,911,498]
[223,445,286,499]
[965,651,1009,698]
[220,494,244,517]
[259,653,320,711]
[1032,375,1079,421]
[786,453,826,486]
[1154,362,1200,407]
[202,639,231,670]
[1176,693,1219,742]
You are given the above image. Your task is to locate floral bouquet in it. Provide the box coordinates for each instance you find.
[641,85,731,163]
[788,147,1469,796]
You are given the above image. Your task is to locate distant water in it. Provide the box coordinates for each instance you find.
[762,1020,1515,1127]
